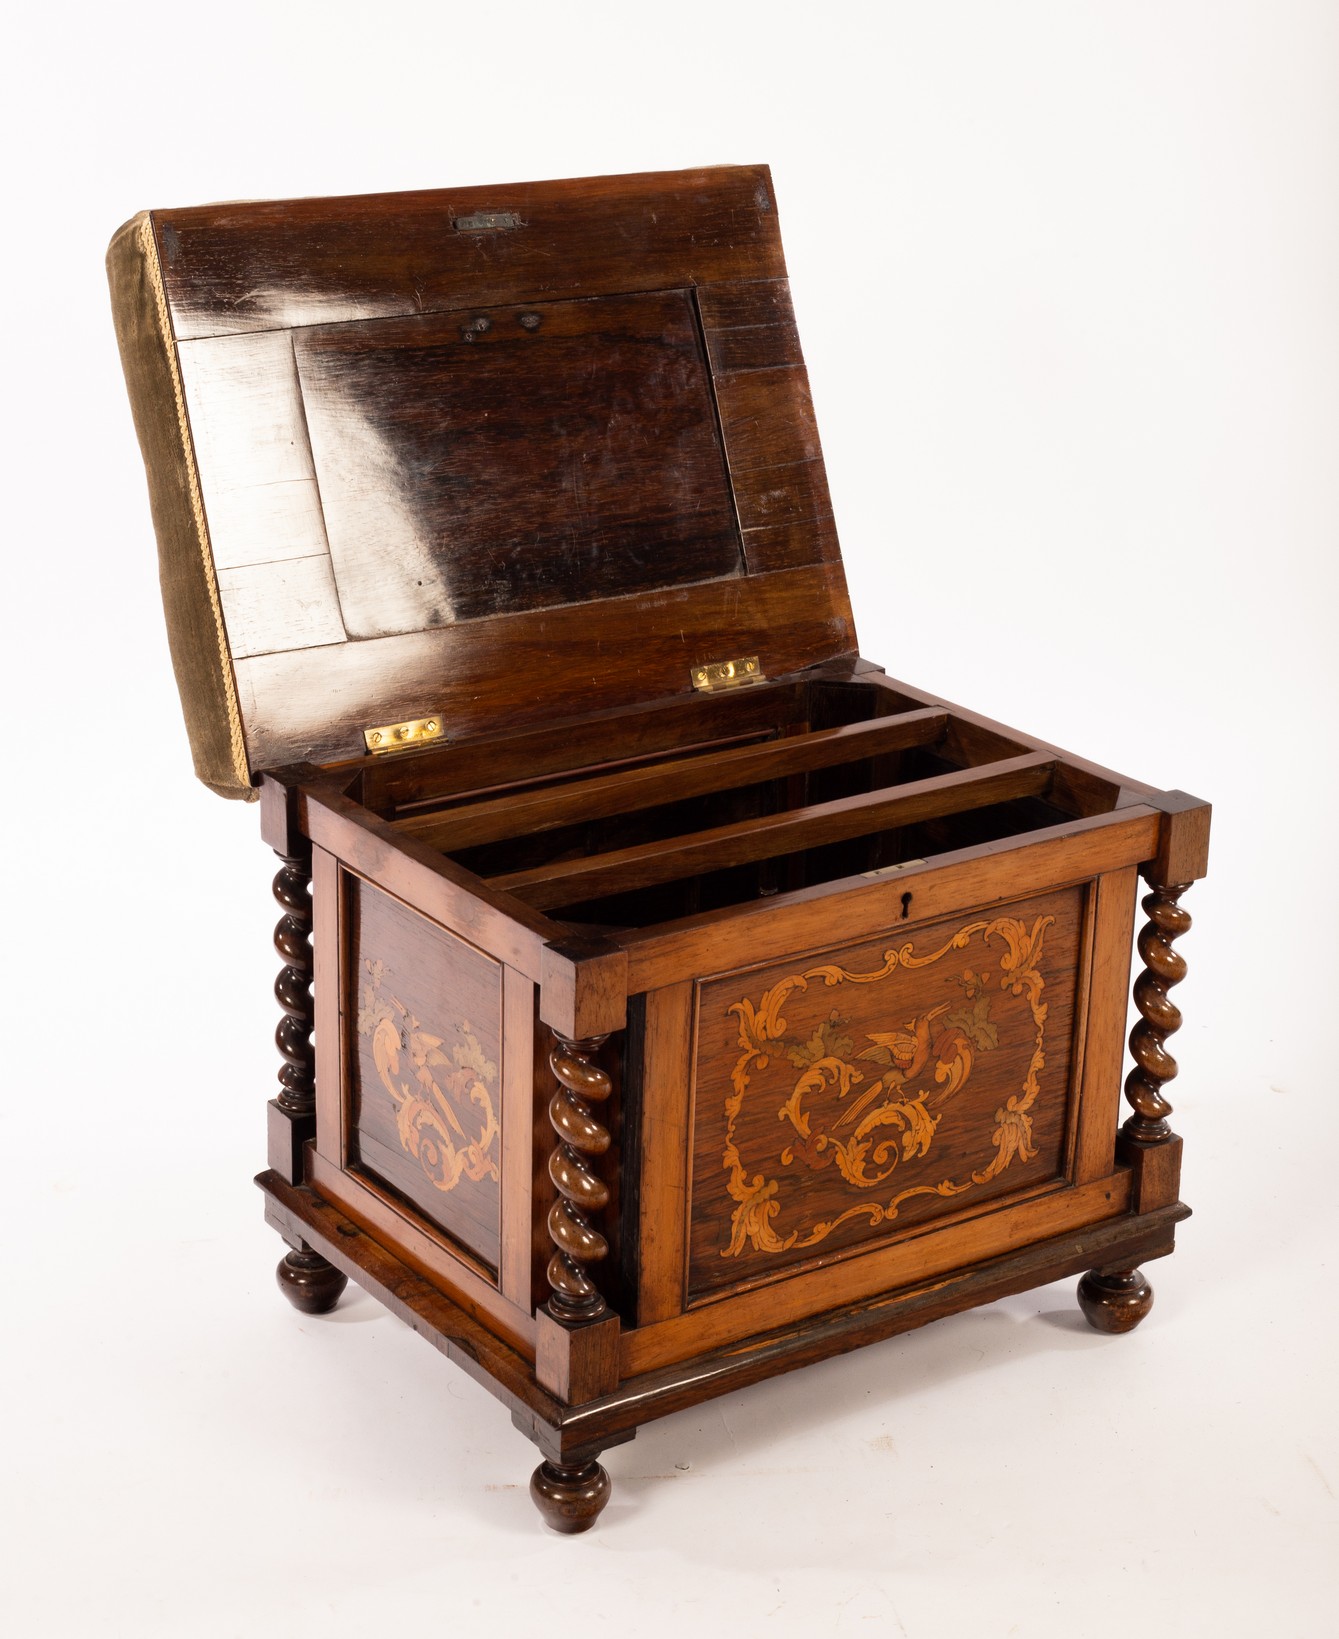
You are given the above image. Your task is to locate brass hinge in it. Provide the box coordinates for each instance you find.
[690,656,764,693]
[363,715,445,755]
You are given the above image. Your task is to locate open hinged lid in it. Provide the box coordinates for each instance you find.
[108,166,855,798]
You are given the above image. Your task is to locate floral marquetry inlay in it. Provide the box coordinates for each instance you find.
[357,958,500,1195]
[688,890,1083,1296]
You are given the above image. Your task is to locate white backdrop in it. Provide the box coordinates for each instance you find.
[3,4,1337,1636]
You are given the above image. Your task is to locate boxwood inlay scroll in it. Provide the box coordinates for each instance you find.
[688,888,1084,1298]
[347,879,503,1274]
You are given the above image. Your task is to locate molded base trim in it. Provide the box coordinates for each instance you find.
[257,1169,1188,1464]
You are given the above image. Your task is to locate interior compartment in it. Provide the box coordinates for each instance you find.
[343,678,1120,937]
[550,794,1075,930]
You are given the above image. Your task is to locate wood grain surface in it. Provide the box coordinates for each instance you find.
[489,754,1055,909]
[130,166,856,781]
[348,878,504,1272]
[154,166,785,339]
[687,886,1084,1298]
[293,291,742,636]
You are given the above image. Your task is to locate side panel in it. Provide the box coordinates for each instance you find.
[308,849,537,1353]
[346,876,504,1274]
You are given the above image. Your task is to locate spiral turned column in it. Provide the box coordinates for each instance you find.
[273,851,316,1123]
[1080,877,1193,1334]
[544,1034,613,1321]
[270,846,345,1314]
[1122,882,1192,1145]
[529,1032,617,1523]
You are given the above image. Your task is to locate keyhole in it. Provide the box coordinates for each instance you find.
[900,891,913,920]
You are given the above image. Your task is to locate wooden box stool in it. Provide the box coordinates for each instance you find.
[108,165,1210,1533]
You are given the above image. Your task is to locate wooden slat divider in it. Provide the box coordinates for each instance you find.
[490,753,1056,911]
[399,707,950,851]
[361,677,827,811]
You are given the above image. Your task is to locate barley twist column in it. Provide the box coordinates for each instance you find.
[1080,877,1194,1333]
[1121,882,1192,1144]
[529,1031,615,1532]
[272,851,316,1123]
[544,1033,612,1320]
[271,846,345,1314]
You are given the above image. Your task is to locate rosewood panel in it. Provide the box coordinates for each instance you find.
[154,166,786,340]
[740,513,843,574]
[713,366,821,473]
[293,291,742,637]
[347,877,504,1274]
[236,562,856,772]
[215,555,345,659]
[705,318,802,375]
[687,885,1085,1299]
[359,674,852,812]
[119,169,859,786]
[732,459,834,534]
[695,278,800,333]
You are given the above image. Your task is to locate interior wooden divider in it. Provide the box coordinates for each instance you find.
[353,671,886,816]
[397,706,952,850]
[490,753,1057,910]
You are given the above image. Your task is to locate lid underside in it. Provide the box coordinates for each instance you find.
[108,166,855,795]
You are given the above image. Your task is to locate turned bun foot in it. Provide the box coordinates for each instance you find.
[530,1458,611,1534]
[276,1247,348,1315]
[1078,1267,1154,1334]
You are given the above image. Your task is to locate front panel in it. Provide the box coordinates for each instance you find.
[687,885,1086,1302]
